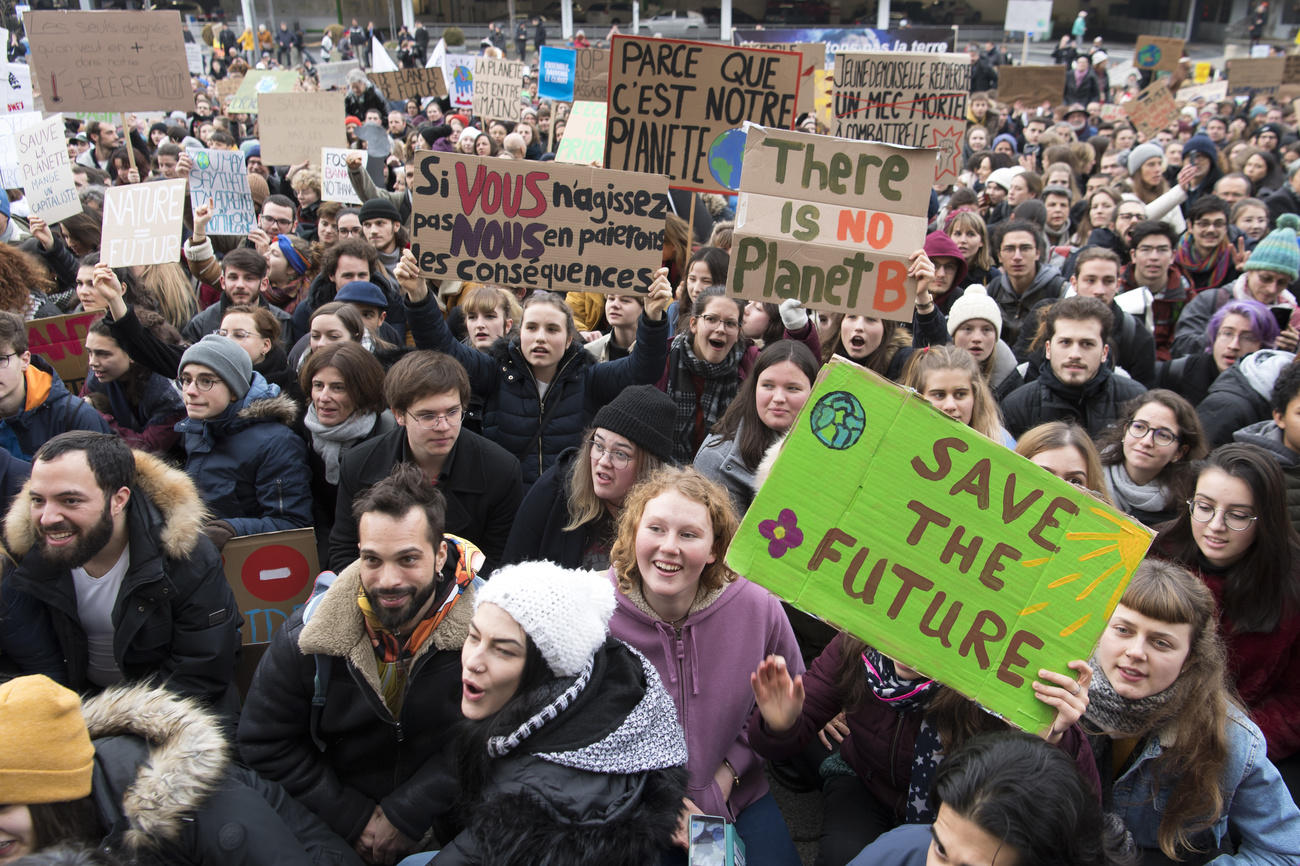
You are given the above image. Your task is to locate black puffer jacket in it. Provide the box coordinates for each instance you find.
[1196,349,1294,448]
[1001,359,1148,438]
[501,447,609,568]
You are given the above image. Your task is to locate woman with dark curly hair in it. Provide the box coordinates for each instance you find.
[0,246,62,319]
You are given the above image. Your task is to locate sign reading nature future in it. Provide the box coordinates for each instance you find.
[726,359,1154,732]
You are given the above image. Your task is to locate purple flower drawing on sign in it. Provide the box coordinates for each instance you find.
[759,508,804,559]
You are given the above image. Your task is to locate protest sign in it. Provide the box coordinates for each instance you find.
[1194,61,1212,84]
[1174,80,1228,103]
[1228,57,1284,93]
[733,27,952,63]
[473,57,526,123]
[728,126,932,321]
[554,100,608,165]
[369,66,447,100]
[995,64,1065,107]
[0,111,41,188]
[187,148,255,236]
[227,69,299,114]
[215,74,243,109]
[316,60,355,90]
[1004,0,1053,33]
[25,10,192,112]
[726,358,1153,732]
[371,37,398,73]
[606,36,801,194]
[1,62,33,114]
[1133,35,1184,73]
[221,528,318,644]
[16,113,79,224]
[1097,103,1125,122]
[410,151,667,294]
[833,51,970,184]
[741,41,824,119]
[1125,81,1180,140]
[257,91,347,165]
[444,53,476,110]
[185,41,203,75]
[1286,55,1300,85]
[322,147,364,204]
[101,179,187,268]
[27,310,101,394]
[814,68,833,130]
[574,47,610,101]
[538,46,577,102]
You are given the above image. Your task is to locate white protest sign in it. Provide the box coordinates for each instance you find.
[0,111,42,188]
[322,147,364,204]
[101,179,187,267]
[371,36,398,72]
[17,113,79,223]
[0,61,33,114]
[187,148,255,236]
[186,41,203,74]
[444,53,475,110]
[1005,0,1053,33]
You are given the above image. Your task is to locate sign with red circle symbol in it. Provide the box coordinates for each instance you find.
[240,544,312,603]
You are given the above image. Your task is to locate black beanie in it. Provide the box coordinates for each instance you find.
[359,198,401,224]
[592,385,676,464]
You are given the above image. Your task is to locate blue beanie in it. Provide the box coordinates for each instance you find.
[1181,134,1218,165]
[1243,213,1300,282]
[993,133,1019,155]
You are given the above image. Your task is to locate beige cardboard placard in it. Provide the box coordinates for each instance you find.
[1175,80,1228,103]
[741,41,825,119]
[729,126,932,321]
[27,310,101,394]
[574,47,610,101]
[228,69,299,114]
[833,51,969,185]
[258,91,347,165]
[1125,80,1180,139]
[17,113,80,224]
[606,35,801,194]
[1133,35,1184,74]
[101,178,187,267]
[410,150,668,293]
[221,528,319,645]
[473,57,526,124]
[370,66,447,100]
[215,74,243,109]
[1228,57,1284,93]
[554,100,608,166]
[24,10,192,112]
[1285,55,1300,85]
[995,65,1066,108]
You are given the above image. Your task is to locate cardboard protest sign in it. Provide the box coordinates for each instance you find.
[1097,103,1125,122]
[369,66,447,100]
[185,41,203,75]
[833,51,970,184]
[729,126,932,321]
[322,147,364,204]
[1126,80,1180,140]
[1004,0,1053,33]
[410,151,667,294]
[995,65,1065,108]
[370,36,399,73]
[316,60,355,90]
[257,91,347,165]
[25,10,191,112]
[101,178,187,268]
[214,74,243,109]
[227,70,299,114]
[444,53,476,110]
[1228,57,1284,93]
[16,113,80,224]
[553,100,608,166]
[187,148,255,236]
[473,57,526,123]
[1133,35,1184,73]
[27,310,100,393]
[741,41,824,119]
[1286,55,1300,85]
[1,62,33,114]
[606,36,802,194]
[726,358,1153,732]
[538,46,577,102]
[0,111,41,188]
[1175,80,1228,103]
[221,528,319,644]
[574,47,610,101]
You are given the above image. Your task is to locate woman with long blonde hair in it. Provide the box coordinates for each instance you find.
[900,345,1009,444]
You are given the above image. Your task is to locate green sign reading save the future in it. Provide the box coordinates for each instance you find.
[726,358,1155,732]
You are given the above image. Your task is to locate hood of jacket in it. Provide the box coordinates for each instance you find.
[82,683,228,850]
[174,373,300,445]
[989,263,1064,304]
[1233,349,1296,400]
[990,339,1020,386]
[4,448,208,560]
[924,230,968,289]
[12,355,72,419]
[1234,418,1298,466]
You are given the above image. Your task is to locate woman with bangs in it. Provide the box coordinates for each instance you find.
[457,284,520,353]
[900,345,1010,445]
[943,208,995,288]
[587,293,644,362]
[288,302,397,372]
[1014,421,1112,503]
[669,246,730,338]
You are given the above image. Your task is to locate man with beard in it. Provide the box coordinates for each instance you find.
[0,432,240,708]
[180,246,292,345]
[239,463,474,865]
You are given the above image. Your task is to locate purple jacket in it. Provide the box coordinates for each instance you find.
[608,572,803,818]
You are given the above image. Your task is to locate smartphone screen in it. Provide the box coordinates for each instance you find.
[1271,305,1292,332]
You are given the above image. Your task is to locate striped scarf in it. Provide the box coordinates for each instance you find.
[666,332,743,463]
[1174,233,1231,291]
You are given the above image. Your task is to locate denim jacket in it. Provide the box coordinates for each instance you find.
[1107,705,1300,865]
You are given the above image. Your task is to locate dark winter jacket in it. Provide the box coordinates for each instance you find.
[986,264,1067,347]
[1154,350,1221,407]
[1234,419,1300,534]
[406,294,670,485]
[1196,350,1295,448]
[0,450,240,706]
[174,373,312,536]
[1001,359,1148,438]
[433,639,689,865]
[83,369,186,455]
[344,86,387,122]
[237,557,473,844]
[289,269,406,346]
[1266,184,1300,229]
[500,447,612,569]
[1011,297,1157,387]
[0,355,112,460]
[1063,69,1101,105]
[328,425,522,573]
[181,293,292,346]
[1169,276,1296,359]
[84,683,362,866]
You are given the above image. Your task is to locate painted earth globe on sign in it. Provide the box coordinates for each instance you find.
[1136,44,1161,68]
[809,390,866,450]
[707,127,747,191]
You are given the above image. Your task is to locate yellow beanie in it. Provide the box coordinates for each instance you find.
[0,675,95,803]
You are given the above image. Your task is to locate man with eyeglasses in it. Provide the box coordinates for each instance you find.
[179,246,292,346]
[1174,196,1244,293]
[329,350,522,574]
[1122,221,1193,360]
[986,220,1066,347]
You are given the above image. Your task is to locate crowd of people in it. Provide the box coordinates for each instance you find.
[0,16,1298,866]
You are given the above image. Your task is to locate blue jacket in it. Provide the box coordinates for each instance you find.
[175,374,312,536]
[406,296,670,485]
[0,355,111,460]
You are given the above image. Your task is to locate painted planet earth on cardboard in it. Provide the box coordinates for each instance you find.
[708,127,747,191]
[1136,44,1162,69]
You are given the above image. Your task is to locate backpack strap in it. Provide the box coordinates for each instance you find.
[302,571,338,753]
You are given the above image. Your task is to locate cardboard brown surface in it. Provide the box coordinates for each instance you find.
[1174,80,1229,103]
[574,47,610,102]
[473,57,526,124]
[258,91,348,165]
[215,74,243,110]
[1126,80,1181,139]
[832,51,969,184]
[410,151,668,293]
[27,310,101,394]
[1228,57,1284,93]
[740,41,825,119]
[995,65,1066,108]
[221,528,319,645]
[1133,35,1184,73]
[101,178,187,268]
[370,66,447,100]
[1285,55,1300,85]
[25,10,192,112]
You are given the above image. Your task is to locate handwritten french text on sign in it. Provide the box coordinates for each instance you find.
[369,66,447,100]
[606,36,802,195]
[28,310,100,393]
[1125,80,1179,140]
[444,54,476,110]
[410,151,667,294]
[574,47,610,101]
[17,114,79,224]
[258,91,348,166]
[221,528,318,644]
[1228,57,1284,94]
[187,149,255,237]
[101,179,187,268]
[995,65,1066,108]
[227,70,299,114]
[0,112,41,188]
[1133,35,1184,74]
[1174,80,1228,103]
[473,57,526,123]
[729,126,932,321]
[554,100,608,166]
[741,41,824,120]
[322,148,364,204]
[833,51,970,184]
[1286,56,1300,85]
[539,46,577,102]
[25,10,192,112]
[726,358,1153,732]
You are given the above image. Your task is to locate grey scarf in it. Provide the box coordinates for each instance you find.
[1103,461,1169,516]
[1082,659,1181,738]
[303,406,377,484]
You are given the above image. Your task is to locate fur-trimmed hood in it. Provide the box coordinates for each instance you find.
[4,448,208,560]
[81,683,229,850]
[174,373,301,447]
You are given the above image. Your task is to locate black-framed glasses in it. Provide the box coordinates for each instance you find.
[1126,420,1179,447]
[406,406,462,429]
[0,352,19,369]
[177,373,222,392]
[698,313,739,331]
[589,438,633,468]
[1187,499,1257,532]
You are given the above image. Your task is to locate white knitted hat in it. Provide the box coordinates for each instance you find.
[946,285,1003,336]
[477,562,615,677]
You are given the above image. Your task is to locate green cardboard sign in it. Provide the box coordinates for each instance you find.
[725,358,1154,732]
[227,70,300,115]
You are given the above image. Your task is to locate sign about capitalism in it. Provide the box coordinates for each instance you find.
[16,113,80,223]
[321,147,364,204]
